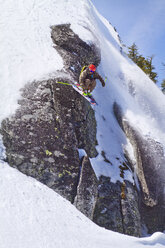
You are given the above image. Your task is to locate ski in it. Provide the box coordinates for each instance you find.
[56,81,97,106]
[72,83,97,105]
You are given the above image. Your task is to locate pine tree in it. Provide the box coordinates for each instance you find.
[162,63,165,93]
[127,43,139,63]
[136,55,146,71]
[161,79,165,94]
[145,56,157,83]
[127,43,158,84]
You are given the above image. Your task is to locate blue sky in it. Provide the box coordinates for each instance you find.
[91,0,165,87]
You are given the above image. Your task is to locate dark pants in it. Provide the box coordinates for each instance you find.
[81,79,96,92]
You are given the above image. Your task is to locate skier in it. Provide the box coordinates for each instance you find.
[79,64,105,94]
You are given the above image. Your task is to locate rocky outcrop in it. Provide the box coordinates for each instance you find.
[93,176,141,237]
[51,24,101,81]
[74,156,98,219]
[113,102,165,234]
[93,176,124,233]
[1,23,164,237]
[121,180,141,236]
[1,24,140,237]
[0,24,99,203]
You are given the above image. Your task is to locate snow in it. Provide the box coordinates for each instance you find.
[78,149,87,160]
[0,0,165,246]
[82,1,165,182]
[0,161,165,248]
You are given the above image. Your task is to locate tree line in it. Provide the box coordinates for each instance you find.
[127,43,165,92]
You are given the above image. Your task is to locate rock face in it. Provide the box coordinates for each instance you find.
[93,176,141,237]
[121,180,141,236]
[51,24,101,81]
[74,156,98,219]
[0,24,99,203]
[113,102,165,234]
[0,24,164,237]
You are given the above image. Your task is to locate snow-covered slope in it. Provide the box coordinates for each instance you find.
[0,161,165,248]
[1,0,165,181]
[0,0,165,246]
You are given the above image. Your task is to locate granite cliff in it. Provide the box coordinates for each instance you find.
[1,24,164,237]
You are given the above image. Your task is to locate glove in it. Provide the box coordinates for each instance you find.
[102,81,105,87]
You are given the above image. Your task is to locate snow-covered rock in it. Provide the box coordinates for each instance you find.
[0,0,165,241]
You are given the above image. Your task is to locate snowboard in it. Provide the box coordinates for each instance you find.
[72,83,97,105]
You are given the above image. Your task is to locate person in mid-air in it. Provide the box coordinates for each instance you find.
[79,64,105,94]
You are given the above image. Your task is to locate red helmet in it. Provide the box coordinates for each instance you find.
[88,64,96,71]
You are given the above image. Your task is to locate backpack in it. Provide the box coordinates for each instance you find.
[80,65,87,74]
